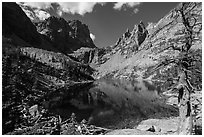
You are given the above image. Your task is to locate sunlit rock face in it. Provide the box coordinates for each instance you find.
[69,21,149,66]
[72,3,201,93]
[104,20,149,57]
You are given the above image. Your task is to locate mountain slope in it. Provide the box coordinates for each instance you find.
[70,2,201,92]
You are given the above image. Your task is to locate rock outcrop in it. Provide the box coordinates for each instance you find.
[111,21,148,56]
[134,21,149,46]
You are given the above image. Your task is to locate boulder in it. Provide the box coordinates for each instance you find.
[29,105,39,117]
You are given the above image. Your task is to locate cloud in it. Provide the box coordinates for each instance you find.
[114,2,126,10]
[57,2,98,16]
[21,2,105,16]
[90,33,96,41]
[19,2,141,16]
[20,2,53,9]
[20,2,141,16]
[113,2,141,13]
[18,2,51,21]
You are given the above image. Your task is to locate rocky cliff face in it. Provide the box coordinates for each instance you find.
[111,21,148,56]
[70,21,149,65]
[35,17,96,54]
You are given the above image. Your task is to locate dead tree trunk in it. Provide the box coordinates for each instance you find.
[156,2,200,134]
[177,70,193,134]
[175,2,199,134]
[148,2,200,134]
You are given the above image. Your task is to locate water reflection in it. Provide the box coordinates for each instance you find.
[51,78,177,129]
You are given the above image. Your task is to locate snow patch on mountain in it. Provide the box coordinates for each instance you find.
[18,2,51,22]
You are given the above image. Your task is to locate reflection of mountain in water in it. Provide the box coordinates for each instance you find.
[51,78,178,129]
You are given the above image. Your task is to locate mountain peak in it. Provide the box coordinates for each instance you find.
[114,20,148,53]
[35,16,96,53]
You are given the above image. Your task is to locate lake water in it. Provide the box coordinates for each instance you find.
[50,78,178,129]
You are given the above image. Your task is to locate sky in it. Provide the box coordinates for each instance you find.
[19,2,179,48]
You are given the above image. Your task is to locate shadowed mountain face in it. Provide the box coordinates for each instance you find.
[2,2,41,46]
[3,2,96,54]
[35,17,96,54]
[18,2,96,54]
